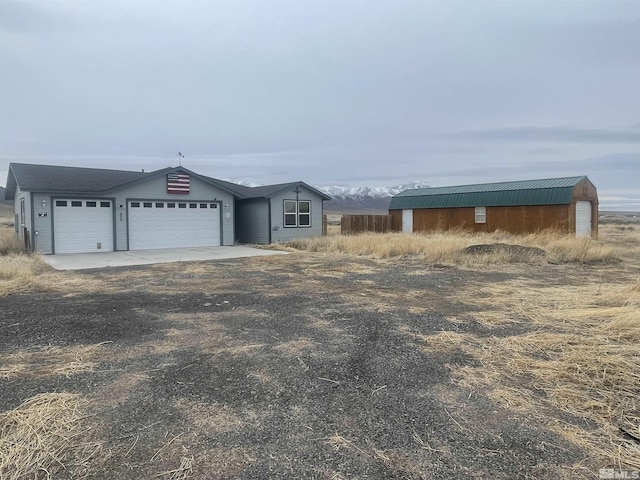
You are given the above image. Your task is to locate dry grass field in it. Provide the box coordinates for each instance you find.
[0,213,639,478]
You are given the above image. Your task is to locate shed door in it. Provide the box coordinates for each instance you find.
[128,201,221,250]
[402,209,413,233]
[575,201,592,237]
[54,199,114,253]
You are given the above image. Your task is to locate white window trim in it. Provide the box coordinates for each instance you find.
[283,199,312,228]
[475,206,486,224]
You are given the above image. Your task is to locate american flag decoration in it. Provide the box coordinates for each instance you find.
[167,171,190,194]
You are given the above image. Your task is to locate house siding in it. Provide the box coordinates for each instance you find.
[269,187,325,243]
[235,199,270,244]
[32,192,54,254]
[14,186,31,249]
[111,174,235,250]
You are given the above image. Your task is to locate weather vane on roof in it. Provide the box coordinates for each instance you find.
[177,152,184,167]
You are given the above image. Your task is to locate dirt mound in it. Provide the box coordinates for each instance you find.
[464,243,546,258]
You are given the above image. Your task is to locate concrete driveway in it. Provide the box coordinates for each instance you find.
[41,246,289,271]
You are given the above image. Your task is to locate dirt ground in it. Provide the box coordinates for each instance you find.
[1,240,639,478]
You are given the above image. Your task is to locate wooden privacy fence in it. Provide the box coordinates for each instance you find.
[341,215,392,234]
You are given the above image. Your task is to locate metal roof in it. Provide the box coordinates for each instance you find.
[389,176,588,210]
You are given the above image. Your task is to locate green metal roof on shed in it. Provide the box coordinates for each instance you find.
[389,176,588,210]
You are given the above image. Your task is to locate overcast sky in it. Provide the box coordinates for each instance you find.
[1,0,639,210]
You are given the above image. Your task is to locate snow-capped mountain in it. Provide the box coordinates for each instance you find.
[221,178,431,213]
[318,181,430,199]
[318,181,431,213]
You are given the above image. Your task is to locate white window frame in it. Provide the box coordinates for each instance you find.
[475,206,486,224]
[283,200,311,228]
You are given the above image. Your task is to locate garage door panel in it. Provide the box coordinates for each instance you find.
[54,199,114,253]
[128,201,220,250]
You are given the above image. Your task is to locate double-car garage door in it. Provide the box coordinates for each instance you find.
[128,201,220,250]
[53,199,221,253]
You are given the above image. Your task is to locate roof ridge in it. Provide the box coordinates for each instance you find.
[10,162,151,175]
[396,176,587,197]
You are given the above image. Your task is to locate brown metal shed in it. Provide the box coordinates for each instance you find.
[389,176,598,237]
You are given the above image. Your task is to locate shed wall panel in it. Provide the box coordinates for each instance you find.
[412,204,572,234]
[390,210,402,231]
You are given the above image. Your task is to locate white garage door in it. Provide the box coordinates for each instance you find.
[54,199,114,253]
[576,201,592,237]
[128,201,221,250]
[402,209,413,233]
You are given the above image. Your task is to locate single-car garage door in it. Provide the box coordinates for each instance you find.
[54,199,114,253]
[128,201,221,250]
[576,201,592,237]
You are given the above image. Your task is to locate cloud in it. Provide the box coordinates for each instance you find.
[450,126,640,144]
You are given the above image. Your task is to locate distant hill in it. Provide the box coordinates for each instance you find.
[319,181,430,213]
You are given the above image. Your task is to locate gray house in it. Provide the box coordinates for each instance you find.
[4,163,330,254]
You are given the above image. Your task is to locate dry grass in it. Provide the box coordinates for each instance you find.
[0,227,46,292]
[174,399,243,434]
[284,230,619,265]
[421,265,640,469]
[0,253,112,298]
[0,253,52,297]
[0,393,102,480]
[0,228,25,256]
[0,342,111,379]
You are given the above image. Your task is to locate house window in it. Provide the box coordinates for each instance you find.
[55,200,67,207]
[284,200,311,227]
[100,201,111,208]
[20,198,26,227]
[131,202,140,208]
[71,201,82,207]
[156,202,164,208]
[475,206,486,224]
[143,202,152,208]
[298,201,310,226]
[86,201,97,207]
[167,203,176,208]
